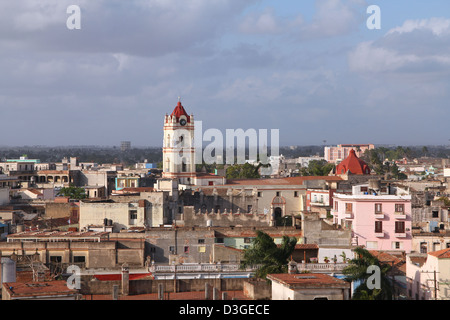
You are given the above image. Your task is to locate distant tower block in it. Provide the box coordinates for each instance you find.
[120,141,131,152]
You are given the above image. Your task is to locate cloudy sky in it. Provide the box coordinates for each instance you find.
[0,0,449,147]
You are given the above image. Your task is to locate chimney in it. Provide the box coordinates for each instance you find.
[158,283,164,300]
[288,258,298,274]
[112,285,119,300]
[121,263,129,296]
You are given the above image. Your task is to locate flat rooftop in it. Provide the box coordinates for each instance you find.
[3,280,78,299]
[267,273,350,289]
[7,230,110,242]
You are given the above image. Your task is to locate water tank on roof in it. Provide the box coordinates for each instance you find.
[1,258,16,283]
[369,179,380,191]
[206,220,213,227]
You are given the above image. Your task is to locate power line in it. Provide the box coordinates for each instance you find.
[420,270,440,300]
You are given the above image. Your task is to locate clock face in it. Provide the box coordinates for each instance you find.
[180,119,187,126]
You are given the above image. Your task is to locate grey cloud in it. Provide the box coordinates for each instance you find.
[0,0,258,57]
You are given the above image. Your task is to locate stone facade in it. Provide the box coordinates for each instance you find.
[79,191,170,231]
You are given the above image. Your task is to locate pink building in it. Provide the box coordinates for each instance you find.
[324,144,375,163]
[331,184,412,253]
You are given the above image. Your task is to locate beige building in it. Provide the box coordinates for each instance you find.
[178,176,343,227]
[1,230,145,270]
[79,191,170,231]
[412,231,450,254]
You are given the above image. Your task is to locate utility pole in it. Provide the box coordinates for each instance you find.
[420,270,440,300]
[390,260,396,300]
[434,270,437,300]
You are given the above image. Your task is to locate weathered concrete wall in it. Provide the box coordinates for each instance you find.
[145,228,216,264]
[212,244,243,264]
[80,277,245,296]
[303,219,351,246]
[117,249,143,266]
[243,279,271,300]
[182,206,271,228]
[45,203,73,219]
[0,240,144,269]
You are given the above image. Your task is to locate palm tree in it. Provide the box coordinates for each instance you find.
[342,247,393,300]
[240,230,297,280]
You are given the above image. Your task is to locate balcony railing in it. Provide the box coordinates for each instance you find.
[150,263,256,273]
[394,232,407,238]
[394,212,407,219]
[375,231,385,238]
[297,263,347,272]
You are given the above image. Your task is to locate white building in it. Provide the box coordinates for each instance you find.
[406,248,450,300]
[267,273,351,300]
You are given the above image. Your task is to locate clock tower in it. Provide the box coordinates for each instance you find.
[162,100,196,184]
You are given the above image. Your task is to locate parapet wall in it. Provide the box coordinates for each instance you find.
[180,206,271,227]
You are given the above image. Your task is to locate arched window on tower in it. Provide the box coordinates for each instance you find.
[182,159,187,172]
[166,134,171,148]
[179,135,184,146]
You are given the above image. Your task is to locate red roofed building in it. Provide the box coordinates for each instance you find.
[334,149,371,175]
[2,280,79,300]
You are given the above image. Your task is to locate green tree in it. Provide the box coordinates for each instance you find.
[342,247,393,300]
[300,160,334,176]
[390,163,407,180]
[436,197,450,207]
[422,146,429,157]
[226,163,266,179]
[57,186,87,200]
[240,230,298,280]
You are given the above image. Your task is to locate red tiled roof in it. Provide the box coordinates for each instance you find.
[27,189,43,196]
[3,280,78,298]
[267,273,350,288]
[170,101,191,122]
[369,250,406,273]
[369,250,403,265]
[335,149,371,175]
[409,256,427,267]
[428,248,450,259]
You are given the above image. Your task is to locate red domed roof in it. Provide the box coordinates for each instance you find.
[335,149,371,175]
[170,101,191,123]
